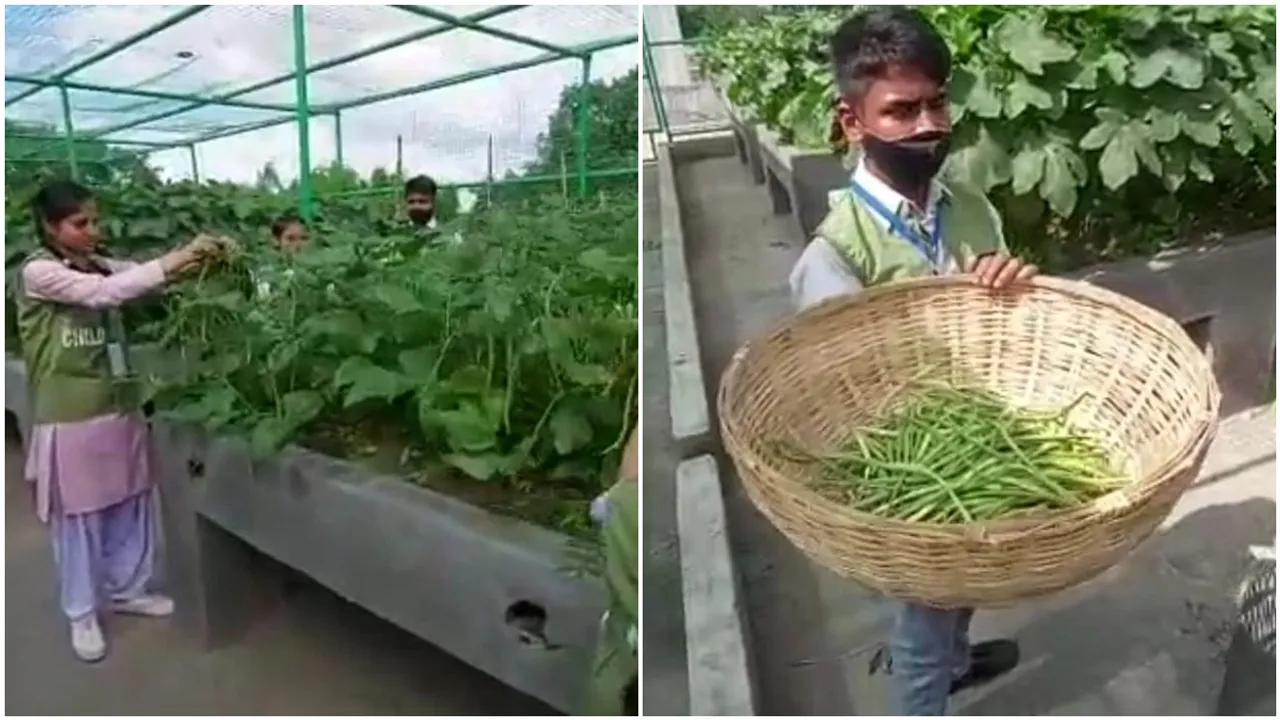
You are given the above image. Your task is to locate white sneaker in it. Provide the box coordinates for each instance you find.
[70,615,106,663]
[110,594,175,618]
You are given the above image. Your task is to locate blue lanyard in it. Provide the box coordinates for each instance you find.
[848,180,944,267]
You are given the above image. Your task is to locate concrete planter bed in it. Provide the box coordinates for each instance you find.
[756,127,847,242]
[3,359,605,714]
[717,92,766,186]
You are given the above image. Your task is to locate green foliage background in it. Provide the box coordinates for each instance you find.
[693,5,1276,270]
[2,66,641,539]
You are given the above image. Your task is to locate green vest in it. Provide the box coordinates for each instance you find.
[583,480,639,715]
[15,251,141,424]
[815,179,1008,286]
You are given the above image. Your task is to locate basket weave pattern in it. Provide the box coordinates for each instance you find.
[719,276,1221,608]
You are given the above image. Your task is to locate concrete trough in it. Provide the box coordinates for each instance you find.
[657,136,759,714]
[718,93,765,186]
[757,126,847,243]
[3,360,606,714]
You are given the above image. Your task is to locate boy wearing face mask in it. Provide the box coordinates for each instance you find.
[403,174,438,229]
[788,7,1038,715]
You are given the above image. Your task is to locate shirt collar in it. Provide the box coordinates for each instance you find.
[851,158,949,221]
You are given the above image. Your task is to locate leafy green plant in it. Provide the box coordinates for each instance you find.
[145,196,637,539]
[694,5,1277,269]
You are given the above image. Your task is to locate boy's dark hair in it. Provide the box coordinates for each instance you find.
[404,174,438,198]
[271,211,304,239]
[32,179,94,242]
[830,7,951,100]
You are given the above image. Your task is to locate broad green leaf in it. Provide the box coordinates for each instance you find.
[1005,74,1054,118]
[1097,121,1159,190]
[1178,113,1221,147]
[280,389,324,427]
[1010,146,1046,196]
[333,356,410,407]
[996,14,1077,75]
[435,404,498,453]
[398,345,441,381]
[1033,140,1085,217]
[1080,107,1128,150]
[943,123,1012,192]
[960,69,1003,119]
[250,416,292,456]
[369,283,423,314]
[549,403,594,455]
[1130,47,1206,90]
[1099,50,1130,85]
[444,452,504,481]
[1146,108,1180,143]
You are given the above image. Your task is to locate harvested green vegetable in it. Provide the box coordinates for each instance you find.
[796,382,1125,524]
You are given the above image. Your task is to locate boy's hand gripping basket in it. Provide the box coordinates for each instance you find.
[718,276,1221,608]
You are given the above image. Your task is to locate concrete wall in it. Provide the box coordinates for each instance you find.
[2,361,606,714]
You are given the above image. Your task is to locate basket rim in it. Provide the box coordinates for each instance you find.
[717,274,1223,541]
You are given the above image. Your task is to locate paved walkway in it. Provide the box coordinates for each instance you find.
[5,433,553,716]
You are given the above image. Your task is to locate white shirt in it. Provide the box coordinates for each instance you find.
[788,160,953,312]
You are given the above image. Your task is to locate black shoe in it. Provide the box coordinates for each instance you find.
[950,639,1020,694]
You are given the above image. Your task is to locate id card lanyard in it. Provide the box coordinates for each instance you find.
[848,181,945,271]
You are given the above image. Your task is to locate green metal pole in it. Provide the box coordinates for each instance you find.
[391,5,577,57]
[188,145,200,182]
[641,22,672,143]
[334,110,344,168]
[575,55,592,197]
[58,83,78,180]
[292,5,314,221]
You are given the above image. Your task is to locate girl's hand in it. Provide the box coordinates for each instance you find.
[158,235,217,279]
[965,253,1039,289]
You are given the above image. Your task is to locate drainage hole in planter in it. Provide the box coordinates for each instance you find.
[505,600,549,646]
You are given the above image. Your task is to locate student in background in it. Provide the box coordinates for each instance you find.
[404,175,438,229]
[270,211,308,253]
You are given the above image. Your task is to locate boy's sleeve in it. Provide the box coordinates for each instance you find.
[603,482,639,628]
[789,237,864,312]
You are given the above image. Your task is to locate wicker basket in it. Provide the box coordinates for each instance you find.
[719,275,1221,608]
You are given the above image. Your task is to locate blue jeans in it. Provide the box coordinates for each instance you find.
[890,603,975,715]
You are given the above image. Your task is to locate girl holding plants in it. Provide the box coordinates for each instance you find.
[15,179,230,662]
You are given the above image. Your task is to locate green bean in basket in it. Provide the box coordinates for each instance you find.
[788,383,1126,524]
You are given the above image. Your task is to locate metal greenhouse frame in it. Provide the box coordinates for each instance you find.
[4,5,638,219]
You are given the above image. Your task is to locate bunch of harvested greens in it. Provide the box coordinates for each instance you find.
[795,383,1126,524]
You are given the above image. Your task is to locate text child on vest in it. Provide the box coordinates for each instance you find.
[788,8,1040,716]
[16,179,231,663]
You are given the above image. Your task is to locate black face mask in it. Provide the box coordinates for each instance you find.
[860,131,951,196]
[407,208,434,226]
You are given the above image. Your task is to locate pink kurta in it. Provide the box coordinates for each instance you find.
[21,256,167,522]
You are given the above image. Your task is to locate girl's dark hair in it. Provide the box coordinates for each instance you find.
[271,211,304,239]
[830,7,951,100]
[31,179,110,275]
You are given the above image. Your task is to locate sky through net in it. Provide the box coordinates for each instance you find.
[4,4,638,189]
